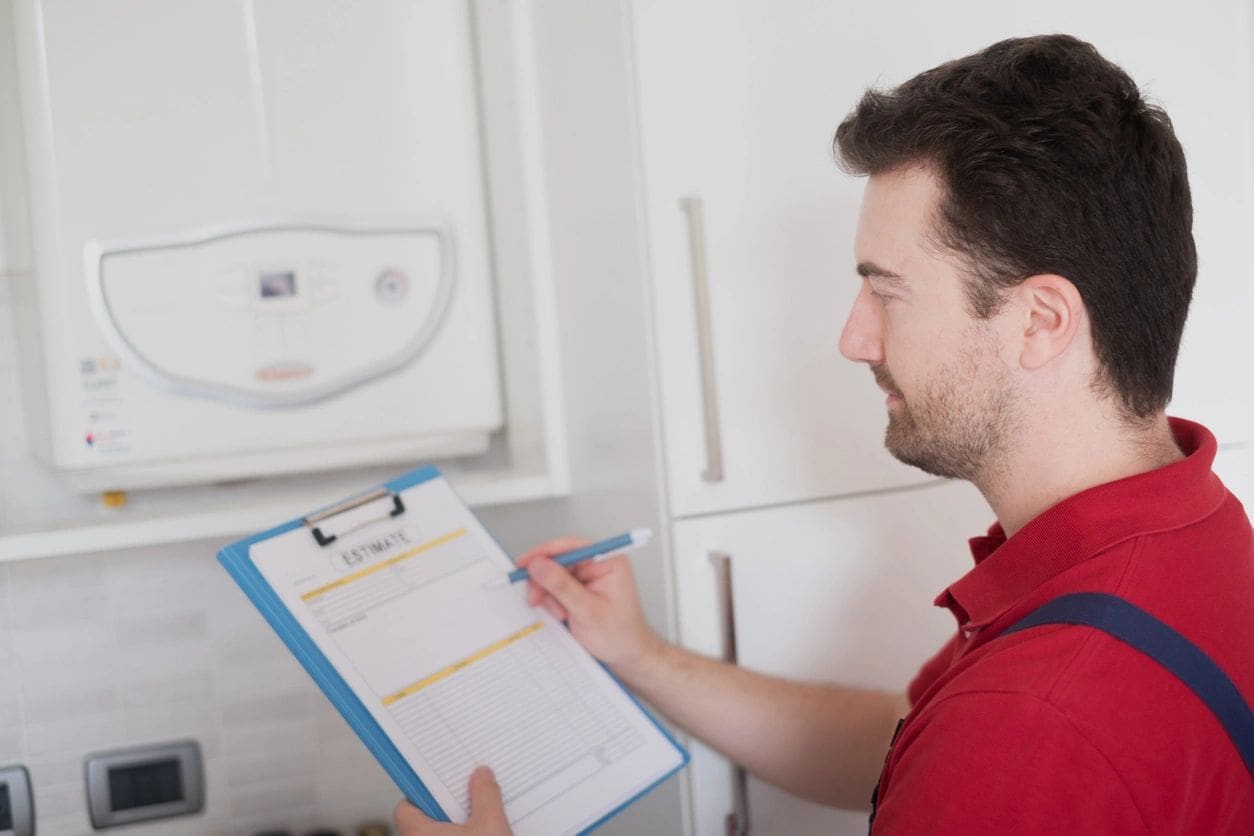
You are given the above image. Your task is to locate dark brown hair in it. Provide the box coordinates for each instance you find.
[834,34,1195,420]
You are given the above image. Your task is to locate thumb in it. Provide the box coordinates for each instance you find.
[527,556,595,618]
[467,766,509,831]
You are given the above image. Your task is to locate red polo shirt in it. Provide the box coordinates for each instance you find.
[871,418,1254,834]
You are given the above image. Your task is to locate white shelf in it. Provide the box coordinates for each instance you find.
[0,463,565,562]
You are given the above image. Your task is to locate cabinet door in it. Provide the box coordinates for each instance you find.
[630,0,1253,520]
[669,479,992,836]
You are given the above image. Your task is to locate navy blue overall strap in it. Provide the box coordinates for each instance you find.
[1004,592,1254,779]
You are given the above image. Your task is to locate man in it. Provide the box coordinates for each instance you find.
[396,34,1254,834]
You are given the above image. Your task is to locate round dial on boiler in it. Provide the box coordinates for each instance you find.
[374,268,410,305]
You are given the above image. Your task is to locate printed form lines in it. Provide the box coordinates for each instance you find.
[382,622,545,706]
[385,620,646,816]
[301,527,468,601]
[309,556,488,633]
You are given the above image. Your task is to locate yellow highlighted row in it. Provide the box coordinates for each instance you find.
[301,528,468,602]
[382,622,545,706]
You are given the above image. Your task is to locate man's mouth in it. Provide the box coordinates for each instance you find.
[871,366,903,404]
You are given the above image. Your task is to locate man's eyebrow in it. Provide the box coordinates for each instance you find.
[856,261,908,286]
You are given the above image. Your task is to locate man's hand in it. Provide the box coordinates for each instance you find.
[516,537,666,677]
[394,767,511,836]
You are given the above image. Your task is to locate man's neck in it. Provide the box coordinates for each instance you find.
[976,411,1184,538]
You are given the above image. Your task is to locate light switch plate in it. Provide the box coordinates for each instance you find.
[84,740,203,829]
[0,765,34,836]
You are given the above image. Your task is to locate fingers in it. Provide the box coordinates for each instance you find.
[520,540,590,608]
[394,768,512,835]
[572,556,620,582]
[526,555,595,619]
[518,538,629,620]
[528,557,613,606]
[393,799,446,835]
[540,597,568,622]
[467,766,511,832]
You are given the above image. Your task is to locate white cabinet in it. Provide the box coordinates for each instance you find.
[631,0,1254,523]
[630,0,933,519]
[669,479,991,836]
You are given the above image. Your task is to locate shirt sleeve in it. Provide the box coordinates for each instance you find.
[871,691,1147,836]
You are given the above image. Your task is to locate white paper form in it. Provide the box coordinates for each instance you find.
[248,475,685,835]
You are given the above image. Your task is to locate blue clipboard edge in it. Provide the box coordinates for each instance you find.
[215,464,690,834]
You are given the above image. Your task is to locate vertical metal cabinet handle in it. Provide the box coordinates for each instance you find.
[708,551,751,835]
[680,197,726,483]
[707,551,739,664]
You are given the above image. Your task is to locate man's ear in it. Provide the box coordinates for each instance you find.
[1015,274,1083,371]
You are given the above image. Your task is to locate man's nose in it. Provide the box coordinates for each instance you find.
[839,284,884,364]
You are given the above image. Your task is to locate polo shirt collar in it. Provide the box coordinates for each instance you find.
[937,417,1227,630]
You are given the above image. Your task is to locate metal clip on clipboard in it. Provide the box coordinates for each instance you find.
[304,487,406,547]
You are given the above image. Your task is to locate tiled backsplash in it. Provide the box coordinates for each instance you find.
[0,540,401,835]
[0,284,390,833]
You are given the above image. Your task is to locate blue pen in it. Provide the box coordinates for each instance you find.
[486,528,653,587]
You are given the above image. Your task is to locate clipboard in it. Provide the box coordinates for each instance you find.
[217,465,689,834]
